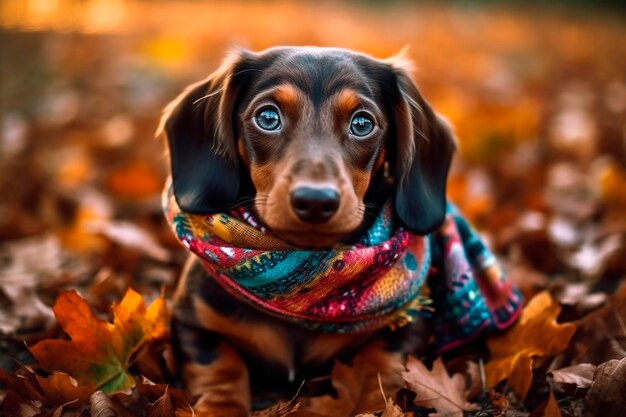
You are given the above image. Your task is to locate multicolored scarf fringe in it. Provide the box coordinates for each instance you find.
[164,185,522,353]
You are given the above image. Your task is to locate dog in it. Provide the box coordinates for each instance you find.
[160,46,461,416]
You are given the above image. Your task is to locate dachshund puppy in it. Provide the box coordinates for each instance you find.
[161,46,456,416]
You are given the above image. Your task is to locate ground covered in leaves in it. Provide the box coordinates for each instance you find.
[1,2,626,416]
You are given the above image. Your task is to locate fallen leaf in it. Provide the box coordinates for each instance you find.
[106,162,162,200]
[0,290,55,334]
[29,288,168,393]
[0,366,45,405]
[403,357,477,417]
[0,235,76,333]
[90,390,117,417]
[138,380,194,417]
[0,390,41,417]
[487,389,509,417]
[569,285,626,364]
[503,262,549,301]
[551,281,607,315]
[529,388,562,417]
[585,357,626,417]
[57,194,112,254]
[85,219,171,262]
[146,385,174,417]
[568,234,623,279]
[598,161,626,208]
[549,364,596,388]
[0,365,95,414]
[252,400,300,417]
[485,291,577,399]
[463,360,484,400]
[0,235,64,297]
[295,341,404,416]
[355,398,407,417]
[35,372,95,408]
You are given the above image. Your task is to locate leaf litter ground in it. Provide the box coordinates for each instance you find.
[1,2,626,416]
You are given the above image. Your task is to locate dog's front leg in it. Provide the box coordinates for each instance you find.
[173,319,251,417]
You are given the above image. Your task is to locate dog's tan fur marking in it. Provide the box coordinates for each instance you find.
[302,332,370,364]
[274,83,302,115]
[250,162,278,196]
[335,89,360,116]
[351,169,371,201]
[184,342,250,417]
[192,295,294,372]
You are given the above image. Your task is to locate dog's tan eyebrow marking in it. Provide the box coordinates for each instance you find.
[334,89,361,115]
[274,84,302,112]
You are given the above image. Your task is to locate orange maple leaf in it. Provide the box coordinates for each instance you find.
[485,291,576,400]
[402,357,477,417]
[29,288,168,393]
[295,341,404,417]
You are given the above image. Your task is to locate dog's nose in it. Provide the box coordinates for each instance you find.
[290,186,340,224]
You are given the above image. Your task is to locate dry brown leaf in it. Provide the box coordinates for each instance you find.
[90,390,117,417]
[0,290,55,335]
[138,381,194,417]
[0,390,41,417]
[295,341,404,417]
[146,386,174,417]
[403,357,477,417]
[487,390,509,417]
[549,364,596,388]
[85,219,171,262]
[485,291,576,399]
[35,372,95,408]
[0,235,69,333]
[355,398,408,417]
[464,360,484,400]
[0,367,45,405]
[569,285,626,364]
[0,365,94,415]
[529,388,562,417]
[586,357,626,416]
[551,281,607,314]
[252,400,300,417]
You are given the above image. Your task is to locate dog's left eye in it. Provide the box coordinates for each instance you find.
[255,107,281,131]
[350,113,374,137]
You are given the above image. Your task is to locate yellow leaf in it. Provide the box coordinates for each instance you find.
[485,291,576,399]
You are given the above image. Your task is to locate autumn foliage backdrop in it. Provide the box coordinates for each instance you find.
[1,1,626,416]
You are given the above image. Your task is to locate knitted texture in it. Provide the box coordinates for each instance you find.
[164,185,522,352]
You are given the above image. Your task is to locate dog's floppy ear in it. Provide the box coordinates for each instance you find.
[388,61,456,234]
[157,50,255,213]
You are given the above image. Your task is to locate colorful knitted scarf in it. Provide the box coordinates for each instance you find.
[164,185,522,353]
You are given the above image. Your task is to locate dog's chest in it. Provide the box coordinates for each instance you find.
[180,258,372,378]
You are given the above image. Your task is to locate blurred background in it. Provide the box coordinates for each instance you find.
[1,1,626,336]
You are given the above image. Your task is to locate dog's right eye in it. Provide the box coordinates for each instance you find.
[255,107,281,131]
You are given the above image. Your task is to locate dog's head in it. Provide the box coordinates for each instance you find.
[159,47,455,248]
